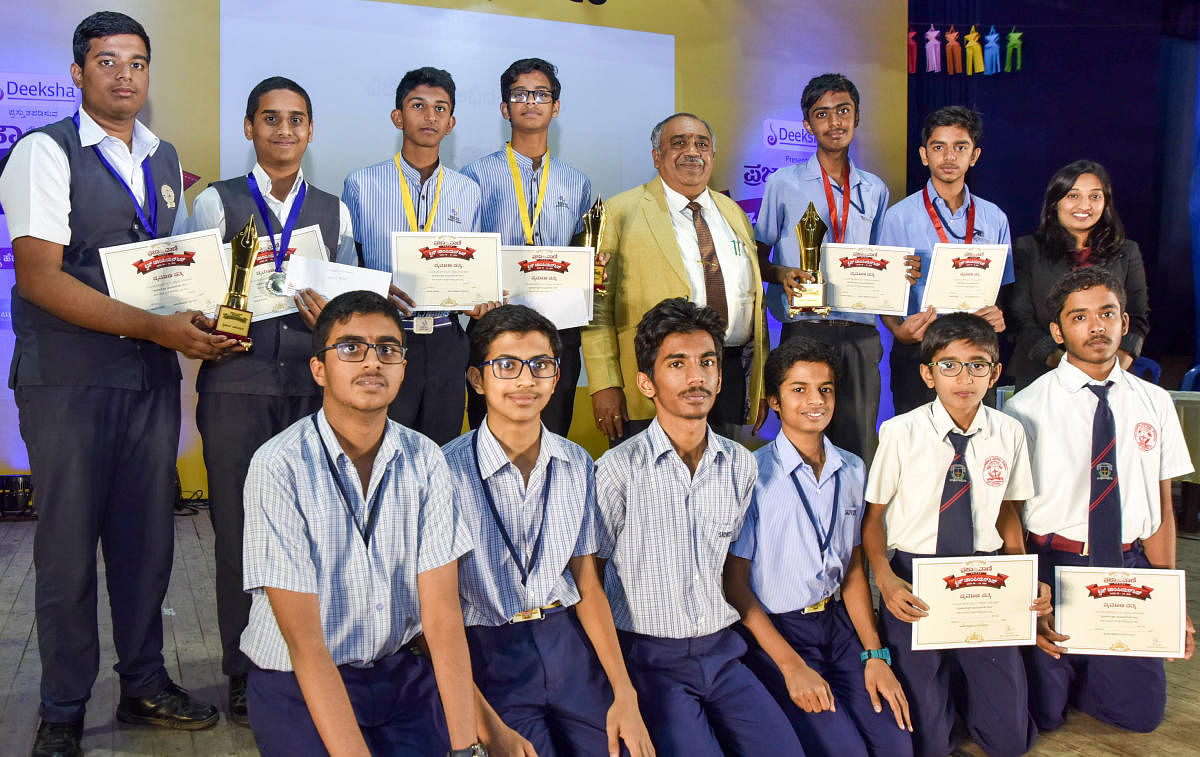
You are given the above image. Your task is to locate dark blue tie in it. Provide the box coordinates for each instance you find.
[1087,383,1122,567]
[936,431,974,556]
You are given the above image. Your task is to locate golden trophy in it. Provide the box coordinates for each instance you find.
[788,202,831,317]
[213,216,257,347]
[574,197,608,296]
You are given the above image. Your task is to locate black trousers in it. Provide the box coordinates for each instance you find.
[889,340,935,416]
[196,392,322,678]
[780,321,882,464]
[16,384,180,723]
[466,326,582,437]
[388,322,469,445]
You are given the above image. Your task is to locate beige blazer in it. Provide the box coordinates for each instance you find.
[581,178,767,423]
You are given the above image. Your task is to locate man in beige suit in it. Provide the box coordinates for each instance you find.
[583,112,767,444]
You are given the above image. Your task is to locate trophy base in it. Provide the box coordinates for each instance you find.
[787,279,831,318]
[213,304,254,347]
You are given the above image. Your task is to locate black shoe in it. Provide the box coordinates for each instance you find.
[115,681,219,730]
[31,719,82,757]
[228,674,249,726]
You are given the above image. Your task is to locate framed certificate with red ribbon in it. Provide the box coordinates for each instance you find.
[98,229,229,317]
[1055,566,1187,658]
[500,245,594,329]
[919,243,1008,313]
[821,243,913,317]
[390,231,502,310]
[220,224,328,322]
[910,554,1039,650]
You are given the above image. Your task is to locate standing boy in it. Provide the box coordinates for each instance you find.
[878,106,1011,414]
[1004,267,1195,733]
[862,313,1043,757]
[443,304,653,756]
[342,67,492,445]
[187,75,356,724]
[724,337,913,757]
[461,58,593,436]
[240,291,483,755]
[594,298,802,755]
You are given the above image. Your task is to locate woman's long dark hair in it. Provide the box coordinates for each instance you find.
[1033,159,1126,264]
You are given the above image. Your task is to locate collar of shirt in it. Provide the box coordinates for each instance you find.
[78,104,159,163]
[801,153,865,193]
[396,154,442,191]
[928,396,990,439]
[774,433,845,487]
[250,162,305,209]
[475,418,568,483]
[924,178,974,220]
[509,147,548,176]
[312,409,402,502]
[1054,354,1125,394]
[646,416,728,471]
[659,177,716,220]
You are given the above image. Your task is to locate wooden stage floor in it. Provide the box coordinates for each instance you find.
[0,511,1197,756]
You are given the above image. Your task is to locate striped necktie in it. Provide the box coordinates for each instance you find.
[686,200,728,327]
[1087,382,1122,566]
[936,431,974,556]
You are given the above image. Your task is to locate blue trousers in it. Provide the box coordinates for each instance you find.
[247,649,449,756]
[1024,540,1166,733]
[880,551,1037,757]
[17,384,178,723]
[741,601,913,757]
[466,607,619,756]
[619,627,803,756]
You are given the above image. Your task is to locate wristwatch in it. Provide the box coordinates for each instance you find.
[860,647,892,666]
[448,744,488,757]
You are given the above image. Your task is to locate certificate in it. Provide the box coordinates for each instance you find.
[910,554,1038,650]
[500,246,594,329]
[99,229,228,316]
[821,243,913,316]
[1055,566,1187,658]
[391,232,503,310]
[919,243,1008,313]
[221,224,328,322]
[284,256,392,301]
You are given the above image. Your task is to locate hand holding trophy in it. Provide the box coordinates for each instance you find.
[212,215,258,348]
[788,201,831,317]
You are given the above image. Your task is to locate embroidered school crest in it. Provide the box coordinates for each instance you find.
[948,463,969,482]
[1095,462,1115,481]
[1134,422,1157,452]
[983,456,1008,487]
[161,183,176,209]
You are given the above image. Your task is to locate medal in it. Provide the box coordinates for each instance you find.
[266,271,288,296]
[247,171,307,283]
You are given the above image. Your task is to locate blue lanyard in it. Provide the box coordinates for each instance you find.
[74,111,157,237]
[790,466,840,555]
[472,429,552,586]
[247,172,307,273]
[311,414,387,548]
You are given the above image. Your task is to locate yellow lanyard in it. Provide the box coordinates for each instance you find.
[506,143,550,245]
[394,154,442,233]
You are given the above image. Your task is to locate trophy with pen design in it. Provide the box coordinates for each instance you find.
[787,202,831,317]
[212,216,257,347]
[575,197,609,296]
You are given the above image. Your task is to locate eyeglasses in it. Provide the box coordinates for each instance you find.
[508,89,554,105]
[316,341,407,364]
[927,359,996,377]
[479,356,560,379]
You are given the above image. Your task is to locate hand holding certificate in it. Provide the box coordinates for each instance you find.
[919,243,1008,313]
[821,243,914,316]
[910,555,1039,650]
[1054,566,1187,658]
[98,229,229,316]
[222,224,328,322]
[501,246,594,329]
[391,232,502,310]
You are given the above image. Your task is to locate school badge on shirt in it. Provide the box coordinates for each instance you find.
[1134,422,1157,452]
[161,184,176,209]
[983,456,1008,487]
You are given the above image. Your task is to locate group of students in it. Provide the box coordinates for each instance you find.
[0,10,1194,757]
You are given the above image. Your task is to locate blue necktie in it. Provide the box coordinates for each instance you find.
[1087,383,1123,566]
[936,431,974,556]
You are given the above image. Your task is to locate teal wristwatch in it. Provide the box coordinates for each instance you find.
[860,647,892,666]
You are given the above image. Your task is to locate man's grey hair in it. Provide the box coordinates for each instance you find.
[650,112,717,154]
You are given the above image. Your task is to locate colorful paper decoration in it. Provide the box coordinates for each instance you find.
[945,25,963,75]
[908,28,918,74]
[925,25,942,73]
[964,24,984,75]
[984,26,1002,74]
[1005,27,1023,72]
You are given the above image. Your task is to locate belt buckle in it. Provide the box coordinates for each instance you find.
[510,608,543,623]
[413,316,435,335]
[802,598,828,614]
[1081,540,1088,557]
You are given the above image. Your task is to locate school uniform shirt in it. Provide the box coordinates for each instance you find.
[661,179,756,346]
[188,163,357,265]
[754,154,889,324]
[1003,358,1193,544]
[460,149,591,246]
[731,434,866,614]
[595,419,755,639]
[442,421,599,626]
[866,399,1035,554]
[877,180,1013,315]
[341,155,481,272]
[240,409,473,671]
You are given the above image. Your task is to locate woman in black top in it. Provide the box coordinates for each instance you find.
[1008,159,1150,389]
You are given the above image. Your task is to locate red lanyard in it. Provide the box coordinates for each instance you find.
[820,163,851,244]
[922,185,975,244]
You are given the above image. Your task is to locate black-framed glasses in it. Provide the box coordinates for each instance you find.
[479,356,560,379]
[927,359,996,377]
[508,89,554,105]
[316,341,407,364]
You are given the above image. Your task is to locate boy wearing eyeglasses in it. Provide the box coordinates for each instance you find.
[241,290,485,756]
[461,59,593,437]
[442,304,653,756]
[861,313,1045,757]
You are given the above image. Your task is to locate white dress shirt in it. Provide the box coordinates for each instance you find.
[1004,358,1193,543]
[659,178,755,346]
[866,399,1035,554]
